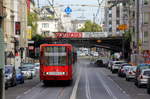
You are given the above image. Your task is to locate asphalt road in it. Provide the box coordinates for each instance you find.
[5,58,150,99]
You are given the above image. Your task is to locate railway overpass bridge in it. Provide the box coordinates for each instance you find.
[33,32,128,52]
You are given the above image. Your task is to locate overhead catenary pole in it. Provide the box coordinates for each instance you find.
[0,17,5,99]
[136,0,139,54]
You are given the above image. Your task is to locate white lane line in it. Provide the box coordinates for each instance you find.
[16,95,21,99]
[70,68,82,99]
[23,89,32,95]
[23,83,41,95]
[96,73,118,99]
[85,70,91,99]
[101,69,124,92]
[103,69,131,98]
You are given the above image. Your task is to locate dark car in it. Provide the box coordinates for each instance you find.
[147,78,150,94]
[16,69,24,84]
[95,60,104,67]
[5,65,17,87]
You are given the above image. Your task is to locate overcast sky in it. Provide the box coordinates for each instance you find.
[34,0,104,24]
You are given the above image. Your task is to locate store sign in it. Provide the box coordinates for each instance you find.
[55,32,82,38]
[28,46,34,50]
[15,22,21,35]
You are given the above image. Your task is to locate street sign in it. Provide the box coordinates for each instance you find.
[55,32,82,38]
[117,24,128,30]
[64,6,72,15]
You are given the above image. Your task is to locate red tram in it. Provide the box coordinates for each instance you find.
[39,44,76,85]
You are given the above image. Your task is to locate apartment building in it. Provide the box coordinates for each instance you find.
[3,0,28,66]
[141,0,150,63]
[130,0,150,64]
[71,20,86,32]
[104,0,129,36]
[37,6,73,37]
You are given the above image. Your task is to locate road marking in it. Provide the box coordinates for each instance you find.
[23,89,31,95]
[96,73,118,99]
[101,69,124,92]
[16,95,21,99]
[70,68,82,99]
[85,70,91,99]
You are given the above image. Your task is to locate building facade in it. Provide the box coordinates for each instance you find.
[3,0,28,67]
[104,0,130,37]
[71,20,86,32]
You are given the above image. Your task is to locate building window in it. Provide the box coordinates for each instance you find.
[144,13,149,24]
[109,28,112,32]
[42,23,49,28]
[144,31,149,43]
[116,7,120,18]
[116,20,120,25]
[144,0,149,5]
[109,21,112,25]
[109,14,112,17]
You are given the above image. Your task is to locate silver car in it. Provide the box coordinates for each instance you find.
[136,69,150,88]
[126,66,137,81]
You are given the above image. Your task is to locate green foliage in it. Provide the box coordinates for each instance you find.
[124,30,131,41]
[28,12,38,35]
[77,20,102,32]
[32,34,44,42]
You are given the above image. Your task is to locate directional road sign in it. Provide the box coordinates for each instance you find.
[64,6,72,15]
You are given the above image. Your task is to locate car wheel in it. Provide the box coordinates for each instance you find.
[137,82,141,88]
[147,89,150,94]
[5,83,8,90]
[112,70,115,73]
[126,78,130,81]
[21,79,24,84]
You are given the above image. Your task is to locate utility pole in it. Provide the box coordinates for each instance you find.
[0,17,5,99]
[136,0,139,54]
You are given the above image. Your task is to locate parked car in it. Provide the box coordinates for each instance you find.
[136,69,150,88]
[147,78,150,94]
[95,59,104,67]
[118,63,132,77]
[135,64,150,86]
[5,65,17,87]
[108,61,113,69]
[118,66,131,77]
[19,66,33,79]
[22,63,36,77]
[126,66,137,81]
[16,69,24,84]
[34,63,40,71]
[102,59,109,68]
[111,61,125,73]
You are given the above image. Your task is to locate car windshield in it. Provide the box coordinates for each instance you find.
[130,67,137,71]
[115,62,124,64]
[123,64,132,66]
[5,67,13,74]
[143,71,150,76]
[16,69,21,74]
[22,64,34,69]
[20,67,30,71]
[140,66,150,70]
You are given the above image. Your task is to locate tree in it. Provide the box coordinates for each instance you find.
[32,34,44,42]
[28,12,38,36]
[77,20,102,32]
